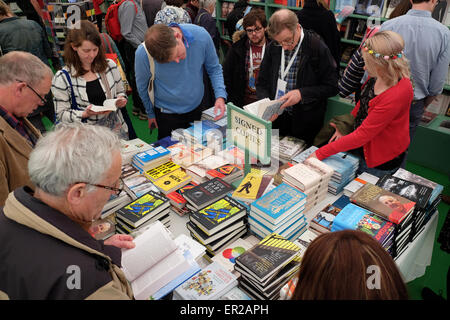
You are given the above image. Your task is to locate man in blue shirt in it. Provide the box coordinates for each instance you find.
[380,0,450,142]
[135,23,227,139]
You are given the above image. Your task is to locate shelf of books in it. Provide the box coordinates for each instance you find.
[93,103,445,300]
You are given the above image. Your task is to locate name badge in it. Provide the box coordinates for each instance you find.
[275,78,287,100]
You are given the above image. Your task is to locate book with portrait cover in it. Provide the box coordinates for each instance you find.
[350,183,416,224]
[189,196,247,236]
[116,191,170,228]
[376,175,433,209]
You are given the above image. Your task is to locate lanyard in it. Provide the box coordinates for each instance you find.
[280,28,304,80]
[249,43,266,75]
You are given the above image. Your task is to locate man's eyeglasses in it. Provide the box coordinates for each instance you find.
[75,179,124,195]
[246,26,263,34]
[274,30,296,47]
[15,79,47,104]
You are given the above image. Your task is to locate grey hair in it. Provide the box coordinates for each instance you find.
[28,123,121,196]
[0,51,53,87]
[199,0,215,9]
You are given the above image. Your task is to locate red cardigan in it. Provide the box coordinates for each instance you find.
[316,78,413,168]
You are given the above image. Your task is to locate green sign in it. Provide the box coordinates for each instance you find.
[226,102,272,166]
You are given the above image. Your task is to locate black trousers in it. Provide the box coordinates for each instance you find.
[154,106,203,140]
[117,39,146,114]
[272,102,327,146]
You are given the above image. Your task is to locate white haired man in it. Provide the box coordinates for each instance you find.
[0,123,135,300]
[0,51,53,206]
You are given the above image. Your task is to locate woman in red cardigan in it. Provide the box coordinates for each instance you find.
[311,30,413,177]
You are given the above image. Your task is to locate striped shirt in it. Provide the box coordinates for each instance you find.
[52,59,127,126]
[338,48,365,98]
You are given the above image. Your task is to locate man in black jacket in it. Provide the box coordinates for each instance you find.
[256,9,338,146]
[223,8,268,107]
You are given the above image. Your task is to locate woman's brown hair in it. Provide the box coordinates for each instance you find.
[63,20,107,77]
[292,230,408,300]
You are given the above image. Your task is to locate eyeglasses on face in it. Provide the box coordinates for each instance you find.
[246,26,263,34]
[75,179,124,195]
[15,79,47,104]
[274,30,296,47]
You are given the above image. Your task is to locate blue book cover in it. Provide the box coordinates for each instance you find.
[332,204,395,245]
[153,136,179,149]
[184,120,222,143]
[322,153,356,180]
[251,183,307,224]
[134,146,170,165]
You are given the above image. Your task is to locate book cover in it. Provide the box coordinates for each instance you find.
[166,181,198,208]
[190,196,247,236]
[331,203,395,245]
[153,169,192,194]
[310,202,344,234]
[212,237,255,274]
[186,218,246,245]
[376,175,433,209]
[172,143,214,167]
[116,191,170,227]
[251,183,307,225]
[232,172,264,202]
[144,161,181,182]
[283,162,322,191]
[173,261,238,300]
[206,164,243,181]
[133,145,170,165]
[183,178,234,209]
[234,233,300,283]
[393,168,443,204]
[350,183,416,224]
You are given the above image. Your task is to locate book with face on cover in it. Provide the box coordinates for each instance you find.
[350,183,416,224]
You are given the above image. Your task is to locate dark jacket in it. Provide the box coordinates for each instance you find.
[296,0,341,66]
[0,187,133,300]
[223,33,270,107]
[225,0,248,37]
[256,29,338,111]
[0,16,52,65]
[194,8,220,53]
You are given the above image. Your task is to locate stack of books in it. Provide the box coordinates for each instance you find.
[185,155,229,184]
[350,182,417,257]
[173,261,238,300]
[101,191,132,219]
[206,163,244,184]
[308,194,351,235]
[323,152,359,195]
[122,173,159,198]
[131,145,171,173]
[273,136,306,163]
[282,157,334,212]
[375,173,438,257]
[248,183,307,241]
[115,191,171,236]
[183,177,233,212]
[187,195,248,256]
[331,203,396,252]
[166,181,197,216]
[343,171,379,197]
[171,143,214,168]
[183,120,226,148]
[234,233,301,300]
[120,138,152,164]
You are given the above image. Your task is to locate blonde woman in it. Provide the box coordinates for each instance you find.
[311,31,413,177]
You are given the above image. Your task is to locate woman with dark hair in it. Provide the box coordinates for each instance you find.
[290,230,408,300]
[51,20,129,139]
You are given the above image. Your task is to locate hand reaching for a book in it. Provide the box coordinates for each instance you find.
[104,234,136,249]
[328,122,344,143]
[279,89,302,110]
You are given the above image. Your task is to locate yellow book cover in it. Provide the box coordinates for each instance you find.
[144,161,180,181]
[154,169,192,194]
[232,171,264,201]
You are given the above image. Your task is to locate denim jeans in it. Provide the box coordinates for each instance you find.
[357,156,399,179]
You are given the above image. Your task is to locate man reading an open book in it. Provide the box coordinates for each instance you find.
[0,123,135,300]
[256,9,338,145]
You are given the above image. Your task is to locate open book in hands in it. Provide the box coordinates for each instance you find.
[89,98,118,112]
[120,221,194,300]
[243,98,284,121]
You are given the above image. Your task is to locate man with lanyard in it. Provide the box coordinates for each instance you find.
[256,9,338,146]
[223,8,270,107]
[135,23,227,140]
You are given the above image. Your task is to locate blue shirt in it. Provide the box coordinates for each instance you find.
[380,9,450,100]
[135,24,227,118]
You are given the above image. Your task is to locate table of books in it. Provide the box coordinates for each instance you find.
[110,111,443,300]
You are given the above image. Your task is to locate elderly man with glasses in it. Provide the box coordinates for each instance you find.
[0,122,135,300]
[223,8,270,107]
[256,9,338,146]
[0,51,53,206]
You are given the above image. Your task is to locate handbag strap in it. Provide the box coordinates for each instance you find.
[142,41,155,106]
[61,69,79,110]
[99,72,112,99]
